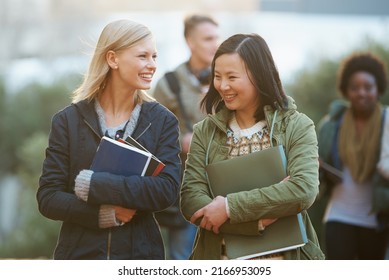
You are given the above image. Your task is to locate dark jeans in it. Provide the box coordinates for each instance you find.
[325,221,387,260]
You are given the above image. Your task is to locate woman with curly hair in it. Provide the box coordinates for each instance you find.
[318,52,389,259]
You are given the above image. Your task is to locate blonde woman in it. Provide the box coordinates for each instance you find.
[37,19,181,259]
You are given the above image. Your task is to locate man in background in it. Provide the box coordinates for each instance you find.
[152,14,219,260]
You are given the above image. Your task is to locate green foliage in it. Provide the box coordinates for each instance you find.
[0,75,79,174]
[286,59,339,124]
[0,186,60,259]
[0,133,51,258]
[0,74,80,258]
[16,132,49,190]
[5,133,61,258]
[0,78,7,175]
[0,77,5,105]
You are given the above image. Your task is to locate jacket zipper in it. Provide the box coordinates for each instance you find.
[134,123,151,140]
[107,229,112,260]
[82,119,151,260]
[83,119,101,139]
[82,118,113,259]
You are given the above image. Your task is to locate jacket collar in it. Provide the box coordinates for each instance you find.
[208,106,232,134]
[73,99,160,140]
[208,95,297,135]
[73,99,102,139]
[132,101,159,140]
[264,96,296,130]
[327,99,349,121]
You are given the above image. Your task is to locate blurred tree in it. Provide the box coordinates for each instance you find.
[286,59,339,124]
[0,77,7,176]
[0,74,80,258]
[0,189,59,259]
[0,74,79,174]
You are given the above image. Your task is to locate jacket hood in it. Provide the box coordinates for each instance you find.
[326,99,349,121]
[285,95,297,111]
[73,99,162,139]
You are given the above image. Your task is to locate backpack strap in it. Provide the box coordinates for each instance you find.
[164,71,193,132]
[378,106,388,156]
[331,111,345,170]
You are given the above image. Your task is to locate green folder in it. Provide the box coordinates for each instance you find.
[205,145,308,259]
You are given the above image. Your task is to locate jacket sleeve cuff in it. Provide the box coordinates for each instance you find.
[74,169,93,202]
[258,219,265,231]
[225,197,231,218]
[98,205,122,228]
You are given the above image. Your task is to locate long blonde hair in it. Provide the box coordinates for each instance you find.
[72,19,155,103]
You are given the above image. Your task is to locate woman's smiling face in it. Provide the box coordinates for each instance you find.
[214,53,259,116]
[346,71,379,116]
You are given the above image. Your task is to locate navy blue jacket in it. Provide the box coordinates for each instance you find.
[37,99,181,259]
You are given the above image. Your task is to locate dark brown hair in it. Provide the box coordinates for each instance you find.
[201,33,288,121]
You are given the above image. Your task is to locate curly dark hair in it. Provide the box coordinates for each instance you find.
[337,52,388,97]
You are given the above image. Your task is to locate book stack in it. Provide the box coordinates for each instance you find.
[205,145,307,259]
[91,136,165,177]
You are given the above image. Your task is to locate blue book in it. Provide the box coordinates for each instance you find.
[205,145,308,259]
[91,136,152,176]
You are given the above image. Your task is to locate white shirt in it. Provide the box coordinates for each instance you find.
[324,167,378,228]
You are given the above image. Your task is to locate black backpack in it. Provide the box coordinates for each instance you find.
[164,71,193,132]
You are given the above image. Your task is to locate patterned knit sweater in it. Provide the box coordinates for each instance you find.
[227,115,271,158]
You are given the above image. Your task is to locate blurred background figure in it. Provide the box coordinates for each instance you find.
[152,14,220,260]
[317,52,389,259]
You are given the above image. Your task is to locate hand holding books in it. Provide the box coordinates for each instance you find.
[114,206,136,224]
[190,195,229,234]
[205,145,308,259]
[89,136,166,226]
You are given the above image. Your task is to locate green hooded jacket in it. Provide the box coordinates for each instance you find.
[181,96,325,260]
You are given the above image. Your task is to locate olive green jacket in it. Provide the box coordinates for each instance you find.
[180,97,325,260]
